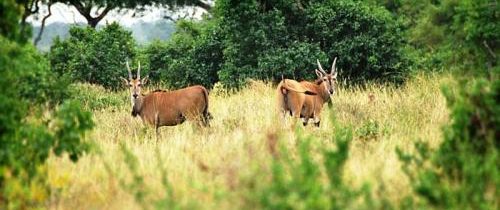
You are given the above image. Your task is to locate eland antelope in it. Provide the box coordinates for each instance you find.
[277,57,339,127]
[120,61,212,136]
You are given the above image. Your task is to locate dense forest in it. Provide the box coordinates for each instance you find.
[1,0,498,209]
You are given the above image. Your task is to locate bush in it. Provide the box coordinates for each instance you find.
[257,42,327,82]
[143,0,411,89]
[304,0,411,83]
[375,0,499,72]
[49,23,136,90]
[242,115,382,210]
[398,76,499,209]
[144,20,222,89]
[0,35,94,208]
[68,83,128,111]
[214,0,411,88]
[0,35,69,106]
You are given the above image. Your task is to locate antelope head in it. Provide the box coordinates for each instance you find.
[120,60,149,106]
[315,57,338,96]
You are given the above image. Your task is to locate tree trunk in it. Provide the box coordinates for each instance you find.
[20,0,41,40]
[34,2,53,46]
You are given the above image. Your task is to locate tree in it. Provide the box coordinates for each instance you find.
[145,0,410,89]
[49,23,137,89]
[214,0,410,87]
[372,0,499,73]
[55,0,213,28]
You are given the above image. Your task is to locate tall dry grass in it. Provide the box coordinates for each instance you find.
[47,73,453,209]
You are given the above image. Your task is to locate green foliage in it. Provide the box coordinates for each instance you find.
[68,83,128,111]
[356,119,387,141]
[144,20,222,88]
[214,0,410,88]
[0,0,29,43]
[253,118,376,209]
[146,0,411,89]
[0,60,94,206]
[304,0,410,83]
[0,32,68,106]
[0,4,94,207]
[397,76,499,209]
[0,38,94,203]
[54,0,212,27]
[375,0,499,72]
[257,42,327,82]
[107,145,187,210]
[49,23,136,90]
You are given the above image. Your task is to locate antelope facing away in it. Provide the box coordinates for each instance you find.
[277,57,338,127]
[120,61,212,136]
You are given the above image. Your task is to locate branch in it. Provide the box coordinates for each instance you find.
[163,15,178,23]
[483,40,497,59]
[194,0,212,12]
[70,1,114,27]
[34,1,53,46]
[93,6,113,24]
[20,0,42,40]
[70,0,93,20]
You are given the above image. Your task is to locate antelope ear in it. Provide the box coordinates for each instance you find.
[333,71,338,79]
[315,69,324,78]
[120,77,129,86]
[141,76,149,85]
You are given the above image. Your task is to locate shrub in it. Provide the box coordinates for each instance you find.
[356,119,386,141]
[143,0,411,89]
[246,116,379,209]
[0,35,69,106]
[49,23,136,90]
[0,35,94,208]
[214,0,411,88]
[144,20,222,89]
[68,83,127,111]
[256,42,327,82]
[398,76,499,209]
[375,0,499,72]
[304,0,411,83]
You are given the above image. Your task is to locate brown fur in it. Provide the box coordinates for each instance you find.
[276,58,339,127]
[121,61,211,137]
[277,79,331,127]
[132,85,211,128]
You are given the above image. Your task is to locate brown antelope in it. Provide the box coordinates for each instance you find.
[120,61,212,136]
[277,57,338,127]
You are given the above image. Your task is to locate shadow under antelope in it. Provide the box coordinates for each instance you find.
[120,61,212,137]
[277,57,339,127]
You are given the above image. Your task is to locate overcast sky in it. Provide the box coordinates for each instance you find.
[27,3,205,26]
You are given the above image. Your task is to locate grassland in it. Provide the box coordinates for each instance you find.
[46,73,454,209]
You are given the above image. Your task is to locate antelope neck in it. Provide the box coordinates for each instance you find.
[131,95,144,117]
[313,83,331,102]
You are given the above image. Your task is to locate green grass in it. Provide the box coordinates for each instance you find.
[46,73,453,209]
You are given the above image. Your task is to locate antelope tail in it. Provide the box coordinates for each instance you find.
[201,87,213,124]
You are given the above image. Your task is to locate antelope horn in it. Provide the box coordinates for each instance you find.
[126,60,132,80]
[137,61,141,80]
[330,57,337,74]
[316,59,327,75]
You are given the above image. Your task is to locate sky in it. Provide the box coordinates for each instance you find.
[27,3,205,27]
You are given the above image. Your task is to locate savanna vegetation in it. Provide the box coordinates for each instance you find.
[1,0,498,209]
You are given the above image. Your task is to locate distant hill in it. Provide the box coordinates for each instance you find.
[32,20,175,51]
